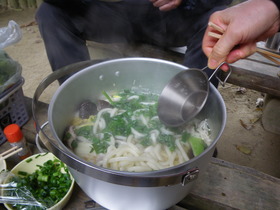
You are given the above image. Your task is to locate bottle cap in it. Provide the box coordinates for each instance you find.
[3,124,23,143]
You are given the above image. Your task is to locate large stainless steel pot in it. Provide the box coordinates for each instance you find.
[33,58,226,210]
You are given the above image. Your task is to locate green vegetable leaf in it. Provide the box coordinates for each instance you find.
[158,134,176,151]
[75,125,93,138]
[181,132,191,142]
[102,91,115,105]
[189,136,206,156]
[71,140,78,149]
[104,114,131,136]
[90,135,110,154]
[140,136,152,147]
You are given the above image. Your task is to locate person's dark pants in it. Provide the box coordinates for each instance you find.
[36,1,226,86]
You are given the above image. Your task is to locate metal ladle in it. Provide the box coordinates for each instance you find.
[158,62,231,127]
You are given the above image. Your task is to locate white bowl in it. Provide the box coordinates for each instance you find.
[4,153,75,210]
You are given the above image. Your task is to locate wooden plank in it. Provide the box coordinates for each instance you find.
[222,53,280,97]
[222,65,280,97]
[178,158,280,209]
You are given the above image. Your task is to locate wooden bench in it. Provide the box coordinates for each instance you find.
[221,53,280,97]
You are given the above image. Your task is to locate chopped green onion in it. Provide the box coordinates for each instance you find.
[8,158,72,209]
[17,171,28,176]
[102,91,114,105]
[26,158,33,163]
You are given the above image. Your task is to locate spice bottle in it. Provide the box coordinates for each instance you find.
[3,124,32,160]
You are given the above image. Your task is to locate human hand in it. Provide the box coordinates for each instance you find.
[202,0,280,70]
[150,0,182,11]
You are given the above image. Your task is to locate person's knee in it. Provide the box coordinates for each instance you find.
[35,2,63,25]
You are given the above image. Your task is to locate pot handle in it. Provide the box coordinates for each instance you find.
[181,167,200,186]
[32,60,105,160]
[35,121,51,153]
[204,62,232,87]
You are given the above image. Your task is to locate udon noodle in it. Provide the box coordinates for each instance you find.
[64,89,212,172]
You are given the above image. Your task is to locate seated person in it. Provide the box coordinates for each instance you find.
[36,0,233,85]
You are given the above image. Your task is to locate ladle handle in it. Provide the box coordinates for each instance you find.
[203,62,232,87]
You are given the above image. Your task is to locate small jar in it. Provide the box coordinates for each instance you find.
[3,124,32,160]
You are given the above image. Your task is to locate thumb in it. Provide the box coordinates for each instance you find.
[208,32,237,69]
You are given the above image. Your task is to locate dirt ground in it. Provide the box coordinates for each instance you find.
[1,8,280,178]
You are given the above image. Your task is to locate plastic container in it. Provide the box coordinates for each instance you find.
[3,123,31,159]
[0,77,29,145]
[0,55,22,94]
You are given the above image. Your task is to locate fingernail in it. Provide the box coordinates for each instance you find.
[208,59,218,69]
[221,63,229,72]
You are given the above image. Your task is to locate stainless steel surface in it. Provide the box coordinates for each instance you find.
[265,33,280,52]
[158,62,231,127]
[181,167,200,186]
[33,58,227,210]
[158,69,209,127]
